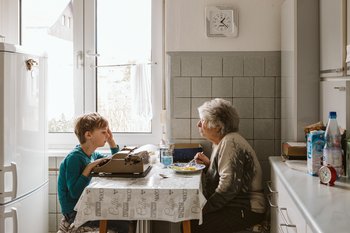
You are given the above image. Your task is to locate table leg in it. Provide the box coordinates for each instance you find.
[182,220,191,233]
[99,220,108,233]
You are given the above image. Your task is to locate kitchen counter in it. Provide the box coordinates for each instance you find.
[269,156,350,233]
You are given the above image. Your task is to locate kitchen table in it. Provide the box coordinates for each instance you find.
[73,163,206,233]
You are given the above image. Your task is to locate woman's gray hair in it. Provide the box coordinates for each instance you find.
[198,98,239,136]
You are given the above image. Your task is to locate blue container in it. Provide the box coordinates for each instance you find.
[173,143,203,162]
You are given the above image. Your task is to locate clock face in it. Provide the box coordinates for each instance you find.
[319,166,332,183]
[206,7,238,37]
[211,11,233,33]
[319,165,337,185]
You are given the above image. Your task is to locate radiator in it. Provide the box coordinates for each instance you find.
[135,220,151,233]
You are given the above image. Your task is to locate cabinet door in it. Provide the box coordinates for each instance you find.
[320,0,345,77]
[320,80,349,130]
[275,174,306,233]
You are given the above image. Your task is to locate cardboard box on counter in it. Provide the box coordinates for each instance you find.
[173,143,202,162]
[282,142,307,160]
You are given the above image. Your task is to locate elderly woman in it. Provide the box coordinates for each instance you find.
[192,98,265,233]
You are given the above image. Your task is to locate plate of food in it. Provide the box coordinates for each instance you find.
[169,163,206,173]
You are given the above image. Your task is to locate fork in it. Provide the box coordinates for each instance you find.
[184,158,197,167]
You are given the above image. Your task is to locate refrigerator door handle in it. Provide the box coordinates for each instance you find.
[4,207,18,233]
[2,162,18,200]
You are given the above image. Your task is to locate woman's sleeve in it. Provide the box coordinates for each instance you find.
[65,156,91,199]
[203,140,246,214]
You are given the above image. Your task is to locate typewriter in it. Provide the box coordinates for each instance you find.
[92,146,151,176]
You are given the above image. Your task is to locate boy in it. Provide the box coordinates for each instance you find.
[58,112,129,233]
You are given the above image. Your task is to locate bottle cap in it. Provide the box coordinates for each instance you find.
[329,111,337,118]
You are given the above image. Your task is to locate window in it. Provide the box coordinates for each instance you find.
[21,0,163,148]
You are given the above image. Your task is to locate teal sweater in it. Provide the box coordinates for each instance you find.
[58,145,119,214]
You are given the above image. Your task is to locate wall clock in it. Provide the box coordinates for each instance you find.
[205,6,238,38]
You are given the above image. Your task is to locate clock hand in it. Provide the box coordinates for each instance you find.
[220,18,228,28]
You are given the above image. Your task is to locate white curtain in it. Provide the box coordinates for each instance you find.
[131,64,153,121]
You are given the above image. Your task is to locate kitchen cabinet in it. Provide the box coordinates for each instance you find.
[269,156,350,233]
[0,0,20,45]
[268,169,311,233]
[281,0,319,141]
[320,80,350,133]
[320,0,346,77]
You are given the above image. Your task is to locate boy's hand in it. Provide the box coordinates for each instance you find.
[106,128,117,148]
[82,158,109,177]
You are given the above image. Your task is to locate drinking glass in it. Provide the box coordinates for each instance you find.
[161,150,173,168]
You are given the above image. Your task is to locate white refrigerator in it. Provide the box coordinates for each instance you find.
[0,43,48,233]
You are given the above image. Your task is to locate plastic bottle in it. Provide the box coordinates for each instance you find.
[323,111,343,177]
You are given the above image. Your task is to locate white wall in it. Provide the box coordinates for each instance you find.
[166,0,283,52]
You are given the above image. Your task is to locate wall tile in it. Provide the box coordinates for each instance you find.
[57,157,64,169]
[254,119,275,139]
[232,98,253,118]
[49,214,57,232]
[171,56,181,77]
[275,76,281,98]
[171,119,190,139]
[265,55,281,76]
[57,195,61,212]
[275,98,281,119]
[275,140,282,156]
[254,77,275,97]
[192,77,211,97]
[173,78,191,97]
[173,98,191,118]
[275,119,281,140]
[233,77,253,97]
[212,77,232,97]
[202,56,222,76]
[223,56,244,76]
[191,119,201,139]
[253,140,275,160]
[191,98,211,118]
[49,194,57,213]
[239,119,253,139]
[49,157,56,169]
[254,98,275,118]
[181,56,201,76]
[244,56,264,76]
[49,172,57,194]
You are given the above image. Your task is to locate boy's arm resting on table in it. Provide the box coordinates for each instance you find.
[65,156,91,199]
[82,158,109,177]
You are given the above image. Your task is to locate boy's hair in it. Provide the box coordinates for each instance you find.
[74,112,109,144]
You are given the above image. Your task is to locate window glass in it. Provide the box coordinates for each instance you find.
[96,0,152,133]
[21,0,162,146]
[21,0,76,132]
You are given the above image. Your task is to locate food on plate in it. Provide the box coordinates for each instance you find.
[171,165,197,171]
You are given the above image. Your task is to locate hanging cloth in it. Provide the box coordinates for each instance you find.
[131,64,153,121]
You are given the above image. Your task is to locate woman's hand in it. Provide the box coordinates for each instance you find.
[194,152,210,167]
[82,158,108,177]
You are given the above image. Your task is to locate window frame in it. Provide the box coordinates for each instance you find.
[47,0,164,149]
